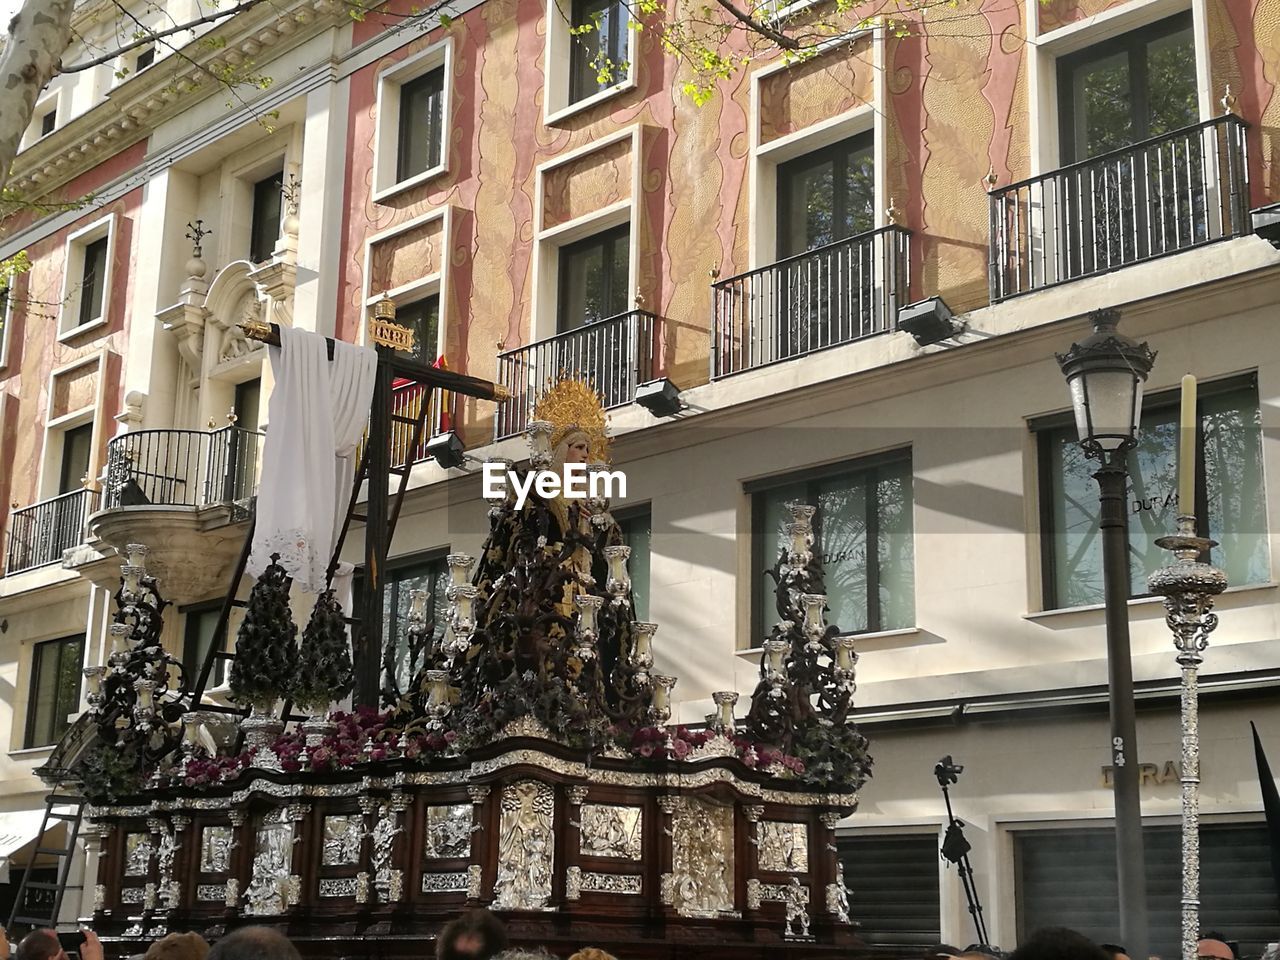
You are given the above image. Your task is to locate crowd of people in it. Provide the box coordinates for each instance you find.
[0,913,1270,960]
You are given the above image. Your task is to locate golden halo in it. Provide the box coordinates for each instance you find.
[533,378,611,464]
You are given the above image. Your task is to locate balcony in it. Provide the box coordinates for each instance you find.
[711,225,911,380]
[493,309,659,440]
[5,489,98,575]
[87,426,265,601]
[989,115,1250,301]
[101,425,264,511]
[387,381,456,468]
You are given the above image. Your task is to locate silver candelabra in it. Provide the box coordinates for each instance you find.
[1147,514,1228,960]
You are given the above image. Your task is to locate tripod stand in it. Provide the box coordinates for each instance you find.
[935,756,990,947]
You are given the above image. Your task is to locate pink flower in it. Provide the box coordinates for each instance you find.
[310,746,332,766]
[637,742,655,757]
[672,739,691,760]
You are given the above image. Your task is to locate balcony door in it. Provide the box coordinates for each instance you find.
[775,133,875,359]
[1056,14,1199,273]
[556,225,631,403]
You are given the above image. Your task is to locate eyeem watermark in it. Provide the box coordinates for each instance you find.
[482,462,627,510]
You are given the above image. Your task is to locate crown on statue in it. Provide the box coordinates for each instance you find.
[533,377,611,462]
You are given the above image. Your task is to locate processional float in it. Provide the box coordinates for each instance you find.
[57,315,884,959]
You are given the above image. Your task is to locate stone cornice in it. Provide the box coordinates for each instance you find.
[10,0,347,201]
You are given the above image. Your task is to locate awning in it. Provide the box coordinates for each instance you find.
[0,807,77,884]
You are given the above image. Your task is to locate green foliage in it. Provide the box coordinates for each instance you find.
[230,557,298,712]
[78,739,147,803]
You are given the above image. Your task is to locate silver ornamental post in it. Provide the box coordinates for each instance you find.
[1147,514,1228,960]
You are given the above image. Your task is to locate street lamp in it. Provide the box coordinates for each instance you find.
[1056,308,1157,960]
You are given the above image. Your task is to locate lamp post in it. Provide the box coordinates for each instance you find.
[1057,308,1156,960]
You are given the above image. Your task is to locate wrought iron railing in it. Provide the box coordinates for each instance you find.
[989,115,1250,301]
[5,488,97,574]
[711,225,911,379]
[100,426,265,511]
[493,309,658,440]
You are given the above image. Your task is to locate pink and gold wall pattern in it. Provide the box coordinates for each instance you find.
[336,0,1279,435]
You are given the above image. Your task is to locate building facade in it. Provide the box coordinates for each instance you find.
[0,0,1278,950]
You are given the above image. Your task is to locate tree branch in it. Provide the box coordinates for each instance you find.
[711,0,799,50]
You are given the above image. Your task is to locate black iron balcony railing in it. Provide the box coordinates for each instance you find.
[5,488,97,575]
[711,225,911,380]
[101,425,265,510]
[493,309,658,440]
[989,115,1250,301]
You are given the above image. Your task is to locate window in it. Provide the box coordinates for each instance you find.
[40,110,56,138]
[0,285,12,369]
[838,833,940,947]
[26,635,84,748]
[777,132,875,259]
[396,68,445,184]
[60,216,114,337]
[749,452,914,646]
[183,604,227,689]
[234,378,261,431]
[557,224,629,332]
[58,422,93,495]
[1037,375,1266,610]
[78,236,109,328]
[249,171,284,264]
[381,553,450,698]
[135,46,155,71]
[1016,823,1274,956]
[569,0,627,105]
[616,507,651,622]
[1058,13,1197,163]
[399,295,440,365]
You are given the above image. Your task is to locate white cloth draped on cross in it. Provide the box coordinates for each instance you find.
[247,325,377,593]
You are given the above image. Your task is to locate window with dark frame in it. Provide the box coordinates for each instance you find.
[249,171,284,264]
[135,46,156,71]
[749,451,915,647]
[377,552,450,698]
[182,603,227,690]
[78,235,110,327]
[26,635,85,748]
[58,422,94,495]
[616,506,651,622]
[557,224,629,333]
[40,110,56,137]
[396,67,445,183]
[1057,12,1197,164]
[837,833,941,947]
[398,295,441,365]
[776,132,875,259]
[1036,374,1266,610]
[568,0,627,105]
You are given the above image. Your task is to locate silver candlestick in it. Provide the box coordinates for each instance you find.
[1147,514,1228,960]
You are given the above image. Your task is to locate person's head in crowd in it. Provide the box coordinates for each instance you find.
[1196,932,1236,960]
[207,927,300,960]
[959,947,1005,960]
[1100,945,1129,960]
[144,933,209,960]
[1008,927,1110,960]
[14,931,63,960]
[928,946,962,960]
[490,951,557,960]
[436,910,510,960]
[568,949,618,960]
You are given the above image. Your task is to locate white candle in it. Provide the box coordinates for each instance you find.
[1178,374,1196,516]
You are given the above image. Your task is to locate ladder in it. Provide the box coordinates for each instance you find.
[187,320,505,718]
[6,792,86,935]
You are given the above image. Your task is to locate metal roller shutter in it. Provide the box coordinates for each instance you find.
[839,833,942,947]
[1016,823,1274,956]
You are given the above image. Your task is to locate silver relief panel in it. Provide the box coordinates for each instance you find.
[319,878,358,898]
[579,804,642,860]
[492,780,555,911]
[321,815,363,866]
[124,833,151,876]
[758,821,809,873]
[424,804,472,860]
[244,822,294,916]
[200,826,233,873]
[670,796,734,917]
